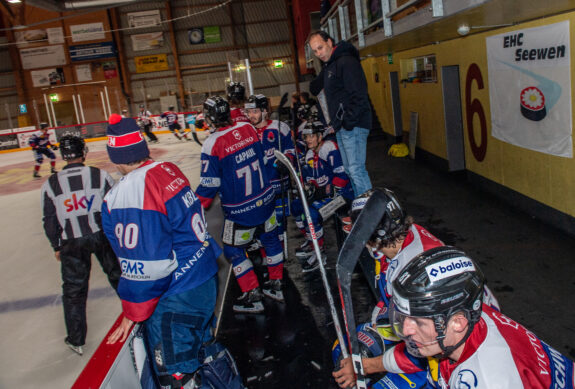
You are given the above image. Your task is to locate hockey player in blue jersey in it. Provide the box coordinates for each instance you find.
[102,114,243,388]
[161,105,191,141]
[291,120,354,272]
[30,123,58,178]
[196,96,285,313]
[245,94,295,248]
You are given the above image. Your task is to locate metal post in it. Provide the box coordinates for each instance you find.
[227,62,234,83]
[77,94,86,123]
[354,0,366,47]
[4,103,13,130]
[43,94,53,127]
[100,91,108,119]
[245,58,254,96]
[72,94,80,124]
[49,97,57,127]
[338,5,349,40]
[382,0,392,36]
[104,86,112,116]
[32,99,41,126]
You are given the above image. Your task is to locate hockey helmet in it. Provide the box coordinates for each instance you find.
[168,105,175,111]
[227,82,246,102]
[203,96,231,127]
[139,104,145,109]
[59,135,87,161]
[390,246,485,357]
[244,94,269,111]
[40,122,49,130]
[301,120,324,136]
[350,188,405,245]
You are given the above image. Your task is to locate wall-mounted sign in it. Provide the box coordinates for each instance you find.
[135,54,169,73]
[70,22,105,42]
[75,64,92,82]
[20,45,67,70]
[69,42,116,62]
[127,10,161,28]
[274,59,284,68]
[188,26,221,45]
[131,32,164,51]
[19,104,27,114]
[103,62,118,79]
[31,68,65,87]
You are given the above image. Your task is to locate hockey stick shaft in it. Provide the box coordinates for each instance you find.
[274,150,349,359]
[275,93,289,259]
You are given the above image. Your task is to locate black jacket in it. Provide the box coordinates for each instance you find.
[310,41,372,131]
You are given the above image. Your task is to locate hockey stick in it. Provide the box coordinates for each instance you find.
[336,189,388,389]
[275,93,289,260]
[274,150,349,360]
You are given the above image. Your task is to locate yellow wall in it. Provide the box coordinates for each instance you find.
[362,12,575,218]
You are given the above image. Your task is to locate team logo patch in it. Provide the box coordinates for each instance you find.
[454,369,478,388]
[426,257,475,282]
[233,130,242,140]
[256,200,263,207]
[162,164,176,176]
[267,131,275,142]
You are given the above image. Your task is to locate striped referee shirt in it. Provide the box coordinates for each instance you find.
[41,163,115,250]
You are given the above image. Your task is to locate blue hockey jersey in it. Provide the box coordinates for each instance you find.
[196,122,275,226]
[254,119,295,194]
[303,139,354,199]
[29,131,53,149]
[102,160,220,322]
[160,111,178,126]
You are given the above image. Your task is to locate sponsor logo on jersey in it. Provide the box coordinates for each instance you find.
[224,136,255,154]
[548,345,568,388]
[162,164,176,176]
[426,257,475,282]
[200,177,221,187]
[266,131,275,143]
[120,259,151,280]
[64,193,95,212]
[174,245,208,280]
[165,177,186,192]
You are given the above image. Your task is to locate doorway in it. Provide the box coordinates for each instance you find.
[441,66,465,172]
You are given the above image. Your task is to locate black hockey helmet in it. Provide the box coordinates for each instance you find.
[350,188,405,245]
[390,246,485,357]
[59,135,87,161]
[300,120,324,136]
[203,96,231,127]
[139,104,145,109]
[244,94,269,111]
[227,82,246,102]
[168,105,175,111]
[40,122,49,130]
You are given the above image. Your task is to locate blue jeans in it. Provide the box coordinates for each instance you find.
[336,127,372,197]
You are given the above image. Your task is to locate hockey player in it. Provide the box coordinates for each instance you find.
[30,123,57,178]
[102,115,243,388]
[291,120,354,272]
[338,246,575,389]
[196,96,285,312]
[41,135,121,356]
[137,104,159,143]
[161,105,190,141]
[227,82,249,124]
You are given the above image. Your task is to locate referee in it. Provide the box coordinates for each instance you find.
[41,135,121,356]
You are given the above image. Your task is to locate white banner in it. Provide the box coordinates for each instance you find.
[20,45,67,70]
[70,22,105,42]
[127,10,161,28]
[75,64,92,82]
[131,32,164,51]
[31,68,64,87]
[486,21,572,157]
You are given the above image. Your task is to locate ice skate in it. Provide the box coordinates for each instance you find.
[262,279,284,302]
[65,339,83,356]
[233,287,264,313]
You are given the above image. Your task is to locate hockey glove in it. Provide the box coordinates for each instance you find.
[51,145,58,151]
[274,158,290,177]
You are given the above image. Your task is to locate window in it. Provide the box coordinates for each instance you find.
[400,54,437,83]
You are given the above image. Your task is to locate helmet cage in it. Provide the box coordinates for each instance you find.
[301,120,324,136]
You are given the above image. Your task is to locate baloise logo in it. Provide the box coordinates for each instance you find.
[426,257,476,282]
[64,194,95,212]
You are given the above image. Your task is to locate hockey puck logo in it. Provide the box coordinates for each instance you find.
[520,86,546,121]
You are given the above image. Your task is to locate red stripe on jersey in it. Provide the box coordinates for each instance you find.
[121,296,160,322]
[212,122,260,159]
[393,342,426,374]
[108,131,145,147]
[198,194,213,209]
[332,176,349,188]
[142,162,190,213]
